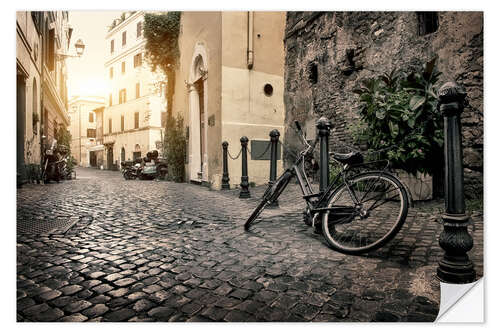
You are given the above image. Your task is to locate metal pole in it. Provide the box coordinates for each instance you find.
[317,117,331,192]
[436,81,476,284]
[221,141,230,190]
[268,129,280,207]
[239,136,251,198]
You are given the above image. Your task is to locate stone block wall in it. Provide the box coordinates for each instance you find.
[283,11,483,198]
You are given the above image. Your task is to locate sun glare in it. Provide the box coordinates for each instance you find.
[70,77,110,98]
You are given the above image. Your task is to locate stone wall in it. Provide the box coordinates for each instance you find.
[283,11,483,198]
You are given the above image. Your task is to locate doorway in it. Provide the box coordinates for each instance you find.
[107,146,114,170]
[188,47,208,183]
[89,151,97,167]
[194,78,205,177]
[17,73,26,182]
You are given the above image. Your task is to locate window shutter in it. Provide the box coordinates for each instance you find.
[137,22,142,37]
[48,29,55,71]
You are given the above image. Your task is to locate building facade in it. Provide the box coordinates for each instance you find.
[103,11,166,170]
[171,11,286,189]
[16,11,72,184]
[283,12,483,197]
[68,96,105,167]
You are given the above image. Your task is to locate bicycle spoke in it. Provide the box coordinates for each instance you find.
[367,192,401,211]
[356,174,383,203]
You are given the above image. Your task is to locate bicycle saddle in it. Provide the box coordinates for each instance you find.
[330,151,364,165]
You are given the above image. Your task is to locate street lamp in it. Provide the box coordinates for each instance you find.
[56,38,86,60]
[74,39,85,57]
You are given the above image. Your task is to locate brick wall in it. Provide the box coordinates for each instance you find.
[283,12,483,197]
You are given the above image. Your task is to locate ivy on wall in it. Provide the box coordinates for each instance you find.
[143,12,185,181]
[143,11,181,117]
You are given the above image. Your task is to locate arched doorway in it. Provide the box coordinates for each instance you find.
[188,43,208,182]
[121,147,125,162]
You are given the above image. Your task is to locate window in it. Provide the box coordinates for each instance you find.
[109,67,113,79]
[122,31,127,46]
[89,112,94,123]
[121,61,126,74]
[87,128,96,138]
[134,112,139,129]
[137,21,142,38]
[121,115,124,131]
[31,12,43,35]
[308,62,318,84]
[108,118,112,134]
[119,89,127,104]
[47,28,55,71]
[417,12,439,36]
[263,83,274,96]
[109,93,112,106]
[134,53,142,68]
[110,39,114,54]
[135,83,140,98]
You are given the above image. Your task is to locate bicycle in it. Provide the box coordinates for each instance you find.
[244,119,409,255]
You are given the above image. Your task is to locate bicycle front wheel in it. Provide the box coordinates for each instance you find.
[321,171,408,254]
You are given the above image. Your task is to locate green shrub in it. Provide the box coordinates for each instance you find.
[164,113,186,182]
[353,58,444,175]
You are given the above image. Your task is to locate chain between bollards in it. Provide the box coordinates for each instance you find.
[239,136,251,198]
[436,81,476,284]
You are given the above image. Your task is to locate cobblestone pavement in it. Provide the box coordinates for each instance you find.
[17,167,483,322]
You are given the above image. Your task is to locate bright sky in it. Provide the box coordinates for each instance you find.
[66,11,122,98]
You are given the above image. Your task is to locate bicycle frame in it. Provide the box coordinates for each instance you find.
[282,153,390,223]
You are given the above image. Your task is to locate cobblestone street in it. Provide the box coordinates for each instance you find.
[16,167,483,322]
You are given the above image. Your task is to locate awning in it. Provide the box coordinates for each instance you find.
[87,144,105,152]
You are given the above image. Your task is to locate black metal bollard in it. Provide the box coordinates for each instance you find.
[268,129,280,207]
[317,117,331,192]
[221,141,230,190]
[436,81,476,284]
[239,136,251,198]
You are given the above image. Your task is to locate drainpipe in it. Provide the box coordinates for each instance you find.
[247,11,254,70]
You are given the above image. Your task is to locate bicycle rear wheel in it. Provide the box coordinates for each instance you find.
[244,170,292,231]
[321,171,408,254]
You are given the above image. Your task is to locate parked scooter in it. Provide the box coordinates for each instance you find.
[41,138,63,183]
[140,150,168,180]
[121,150,168,180]
[121,159,142,180]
